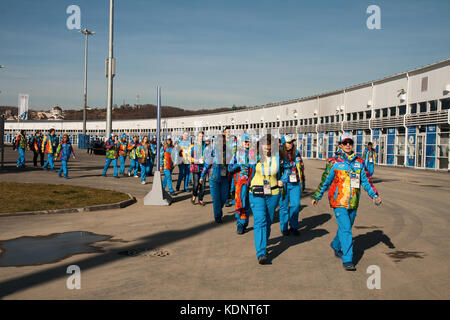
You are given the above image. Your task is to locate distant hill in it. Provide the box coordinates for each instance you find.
[1,104,246,120]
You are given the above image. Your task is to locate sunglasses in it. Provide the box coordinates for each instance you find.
[341,140,354,146]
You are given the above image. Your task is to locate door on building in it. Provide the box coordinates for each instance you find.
[379,136,386,164]
[416,135,425,168]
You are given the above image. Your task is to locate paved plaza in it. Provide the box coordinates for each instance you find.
[0,147,449,299]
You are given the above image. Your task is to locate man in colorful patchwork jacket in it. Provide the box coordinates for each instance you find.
[42,128,59,171]
[14,130,28,168]
[312,132,382,271]
[118,134,128,176]
[102,133,119,178]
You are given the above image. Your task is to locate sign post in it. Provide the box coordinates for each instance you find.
[144,86,172,206]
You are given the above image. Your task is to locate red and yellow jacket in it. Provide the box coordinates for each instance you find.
[313,150,379,209]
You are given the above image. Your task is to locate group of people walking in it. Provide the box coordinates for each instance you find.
[13,127,381,270]
[196,128,381,270]
[13,128,75,178]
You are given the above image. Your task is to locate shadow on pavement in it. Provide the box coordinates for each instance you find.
[266,213,331,263]
[353,230,395,266]
[0,213,236,298]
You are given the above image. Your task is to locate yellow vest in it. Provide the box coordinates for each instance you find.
[250,155,280,195]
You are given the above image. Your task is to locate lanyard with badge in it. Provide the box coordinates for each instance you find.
[288,154,298,183]
[261,157,273,195]
[350,170,360,189]
[198,143,204,165]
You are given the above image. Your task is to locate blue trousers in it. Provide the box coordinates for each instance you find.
[209,176,229,221]
[162,169,174,193]
[331,208,357,264]
[128,158,139,176]
[58,160,68,178]
[249,193,281,259]
[279,182,301,232]
[17,147,25,166]
[176,164,189,191]
[43,153,55,170]
[149,157,155,176]
[103,158,118,177]
[235,184,250,228]
[367,162,374,176]
[140,162,149,183]
[119,155,126,175]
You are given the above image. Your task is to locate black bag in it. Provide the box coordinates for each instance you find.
[252,185,265,197]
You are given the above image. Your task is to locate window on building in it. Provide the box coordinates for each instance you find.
[352,113,357,121]
[382,108,388,117]
[430,100,437,112]
[442,98,450,110]
[375,109,380,118]
[399,105,406,115]
[325,116,329,123]
[330,116,334,123]
[346,114,351,121]
[419,102,427,113]
[358,112,364,120]
[366,110,372,119]
[390,107,397,117]
[294,120,298,126]
[314,118,318,124]
[410,103,417,114]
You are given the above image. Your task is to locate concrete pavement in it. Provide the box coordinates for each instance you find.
[0,147,449,299]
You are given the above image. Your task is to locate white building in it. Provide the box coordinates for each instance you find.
[4,59,450,170]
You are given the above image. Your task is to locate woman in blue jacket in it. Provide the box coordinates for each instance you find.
[199,131,231,224]
[278,135,306,236]
[54,134,75,178]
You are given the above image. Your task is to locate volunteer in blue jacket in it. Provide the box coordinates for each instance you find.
[190,131,207,206]
[248,134,283,264]
[362,142,376,176]
[199,131,230,224]
[279,135,306,236]
[54,134,76,178]
[228,134,257,234]
[149,137,157,176]
[176,131,191,192]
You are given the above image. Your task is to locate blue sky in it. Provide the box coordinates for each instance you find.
[0,0,449,110]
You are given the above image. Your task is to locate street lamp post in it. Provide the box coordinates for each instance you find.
[106,0,114,138]
[80,29,95,135]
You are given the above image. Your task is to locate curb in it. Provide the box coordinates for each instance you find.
[0,193,137,218]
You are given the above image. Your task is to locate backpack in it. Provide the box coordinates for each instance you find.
[13,137,20,150]
[29,137,36,151]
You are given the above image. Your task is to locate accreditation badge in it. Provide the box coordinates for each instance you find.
[350,172,360,189]
[220,166,227,177]
[289,168,298,183]
[263,180,272,195]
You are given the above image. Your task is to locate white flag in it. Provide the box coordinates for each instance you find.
[18,93,29,120]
